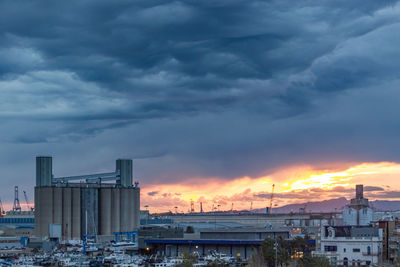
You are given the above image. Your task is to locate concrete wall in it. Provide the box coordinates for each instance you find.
[111,188,121,233]
[128,187,134,231]
[36,187,53,238]
[35,186,140,240]
[120,188,129,232]
[81,188,99,236]
[133,188,140,229]
[53,188,63,225]
[100,188,112,235]
[71,188,81,239]
[62,188,72,240]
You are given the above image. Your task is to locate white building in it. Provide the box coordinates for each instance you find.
[343,207,373,226]
[342,185,373,226]
[314,225,382,266]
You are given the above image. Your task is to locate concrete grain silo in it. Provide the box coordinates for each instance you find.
[34,156,140,240]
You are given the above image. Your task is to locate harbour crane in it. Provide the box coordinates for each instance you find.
[12,186,21,212]
[266,184,275,214]
[23,191,33,211]
[190,199,195,213]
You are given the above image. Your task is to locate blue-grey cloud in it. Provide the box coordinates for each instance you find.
[0,0,400,202]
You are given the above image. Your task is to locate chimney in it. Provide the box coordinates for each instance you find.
[355,184,363,199]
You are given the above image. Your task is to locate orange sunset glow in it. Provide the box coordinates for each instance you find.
[142,162,400,213]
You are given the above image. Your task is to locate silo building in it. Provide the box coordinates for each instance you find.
[34,156,140,240]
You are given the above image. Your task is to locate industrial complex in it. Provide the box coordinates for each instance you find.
[34,156,140,240]
[0,158,399,266]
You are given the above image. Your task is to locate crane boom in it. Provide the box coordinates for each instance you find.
[23,191,32,211]
[267,184,275,214]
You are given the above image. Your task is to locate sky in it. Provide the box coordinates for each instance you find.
[1,0,400,212]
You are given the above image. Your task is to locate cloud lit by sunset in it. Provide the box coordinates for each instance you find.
[142,162,400,213]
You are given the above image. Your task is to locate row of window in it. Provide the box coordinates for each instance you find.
[0,218,34,224]
[325,246,371,254]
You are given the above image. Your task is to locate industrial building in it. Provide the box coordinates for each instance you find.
[34,156,140,240]
[145,227,291,259]
[342,185,373,226]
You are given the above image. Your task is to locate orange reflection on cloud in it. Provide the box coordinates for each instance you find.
[142,161,400,213]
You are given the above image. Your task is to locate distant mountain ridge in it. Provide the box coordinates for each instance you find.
[253,197,400,213]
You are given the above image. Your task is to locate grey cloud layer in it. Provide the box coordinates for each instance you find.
[0,0,400,200]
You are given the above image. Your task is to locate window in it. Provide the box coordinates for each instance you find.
[353,248,360,252]
[343,248,346,252]
[324,245,337,252]
[367,246,371,255]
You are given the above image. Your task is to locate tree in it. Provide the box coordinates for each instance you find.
[262,237,291,267]
[299,254,331,267]
[179,251,197,267]
[261,238,276,267]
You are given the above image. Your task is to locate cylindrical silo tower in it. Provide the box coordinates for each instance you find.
[36,156,52,187]
[132,186,140,229]
[116,159,133,187]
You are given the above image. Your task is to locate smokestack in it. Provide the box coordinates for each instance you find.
[356,184,363,199]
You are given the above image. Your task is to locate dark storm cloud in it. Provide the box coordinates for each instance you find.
[1,0,400,200]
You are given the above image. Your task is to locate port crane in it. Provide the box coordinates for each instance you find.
[12,186,21,212]
[266,184,275,214]
[23,191,33,211]
[190,199,195,213]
